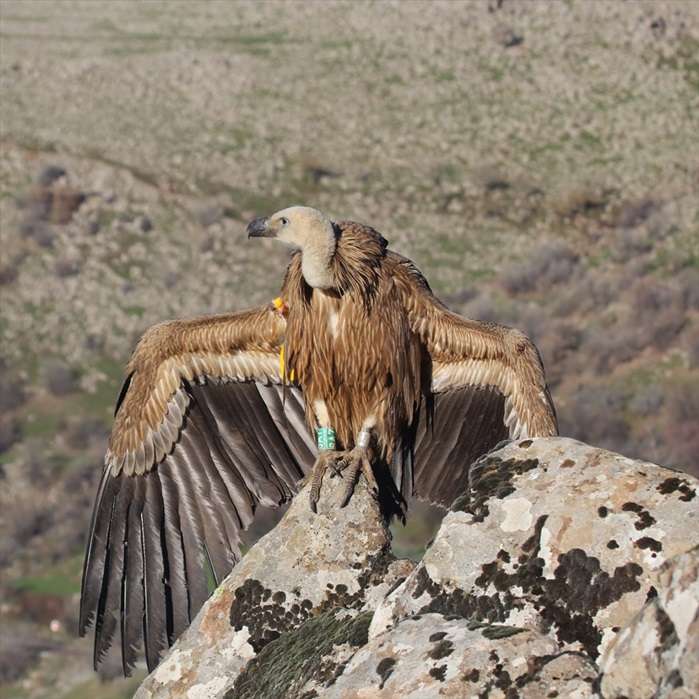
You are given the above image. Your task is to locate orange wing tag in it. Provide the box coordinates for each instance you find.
[272,296,289,317]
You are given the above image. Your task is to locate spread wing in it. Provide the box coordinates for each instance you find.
[79,305,316,675]
[392,253,558,507]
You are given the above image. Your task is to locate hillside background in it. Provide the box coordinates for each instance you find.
[0,1,697,697]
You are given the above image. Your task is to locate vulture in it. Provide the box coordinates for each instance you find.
[79,206,558,675]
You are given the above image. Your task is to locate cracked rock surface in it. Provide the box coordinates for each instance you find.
[372,438,698,664]
[134,474,414,699]
[137,438,698,698]
[313,615,598,699]
[600,546,699,699]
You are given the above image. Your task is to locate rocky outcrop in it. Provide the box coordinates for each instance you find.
[134,469,414,699]
[136,438,698,698]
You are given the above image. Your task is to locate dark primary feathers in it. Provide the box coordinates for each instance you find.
[80,206,558,675]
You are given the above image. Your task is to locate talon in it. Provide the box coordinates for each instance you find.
[309,460,325,510]
[338,447,378,508]
[305,445,379,510]
[306,450,343,511]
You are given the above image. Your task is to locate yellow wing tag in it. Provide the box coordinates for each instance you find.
[272,296,289,316]
[279,344,295,381]
[273,297,293,379]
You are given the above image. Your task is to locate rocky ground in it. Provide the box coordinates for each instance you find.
[134,438,699,699]
[0,1,697,697]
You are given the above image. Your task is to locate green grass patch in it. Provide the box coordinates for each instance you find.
[22,406,64,440]
[13,554,84,597]
[120,304,147,318]
[57,674,147,699]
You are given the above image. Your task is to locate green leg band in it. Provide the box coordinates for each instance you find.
[317,427,336,450]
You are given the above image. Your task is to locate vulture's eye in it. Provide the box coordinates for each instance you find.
[280,217,290,226]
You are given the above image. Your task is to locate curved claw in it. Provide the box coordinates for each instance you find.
[308,450,344,512]
[339,447,379,508]
[305,447,378,511]
[328,461,344,479]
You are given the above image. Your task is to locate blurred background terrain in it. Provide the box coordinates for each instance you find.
[0,1,697,696]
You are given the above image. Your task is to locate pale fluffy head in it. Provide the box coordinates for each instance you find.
[247,206,337,289]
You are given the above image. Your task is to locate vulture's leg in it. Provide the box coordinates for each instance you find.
[306,450,344,512]
[305,446,379,511]
[335,443,379,508]
[304,424,379,511]
[305,400,346,511]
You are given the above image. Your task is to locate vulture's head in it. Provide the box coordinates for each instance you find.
[247,206,337,289]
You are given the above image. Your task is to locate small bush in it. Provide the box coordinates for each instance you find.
[684,326,699,369]
[23,439,51,486]
[589,327,640,374]
[0,262,19,286]
[53,254,82,278]
[630,277,686,351]
[42,359,80,396]
[460,293,501,324]
[631,276,685,315]
[0,413,21,453]
[528,319,581,386]
[18,216,56,247]
[612,197,666,258]
[0,495,54,567]
[559,384,631,455]
[616,197,661,229]
[630,385,665,416]
[63,418,109,451]
[501,240,578,296]
[667,384,699,424]
[613,226,653,258]
[660,421,699,478]
[637,305,685,351]
[678,268,699,311]
[197,203,224,228]
[0,372,26,412]
[36,165,66,187]
[571,268,628,314]
[15,590,70,626]
[0,625,60,683]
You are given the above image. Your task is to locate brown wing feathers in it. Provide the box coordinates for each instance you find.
[79,307,315,674]
[108,307,285,474]
[388,250,557,505]
[391,251,557,437]
[412,386,509,506]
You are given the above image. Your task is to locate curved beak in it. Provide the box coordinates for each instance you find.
[246,216,272,238]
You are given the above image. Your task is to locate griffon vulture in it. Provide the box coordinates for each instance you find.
[79,206,558,674]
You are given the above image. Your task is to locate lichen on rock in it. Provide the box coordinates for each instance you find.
[136,437,699,698]
[225,609,373,699]
[372,438,698,664]
[134,470,413,698]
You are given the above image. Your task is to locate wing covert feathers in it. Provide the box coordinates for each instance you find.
[390,251,557,440]
[388,251,557,506]
[108,306,286,476]
[80,306,315,674]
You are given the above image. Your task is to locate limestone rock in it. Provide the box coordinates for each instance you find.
[295,614,598,699]
[136,437,699,698]
[371,438,698,663]
[134,474,414,699]
[227,608,375,699]
[600,546,699,699]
